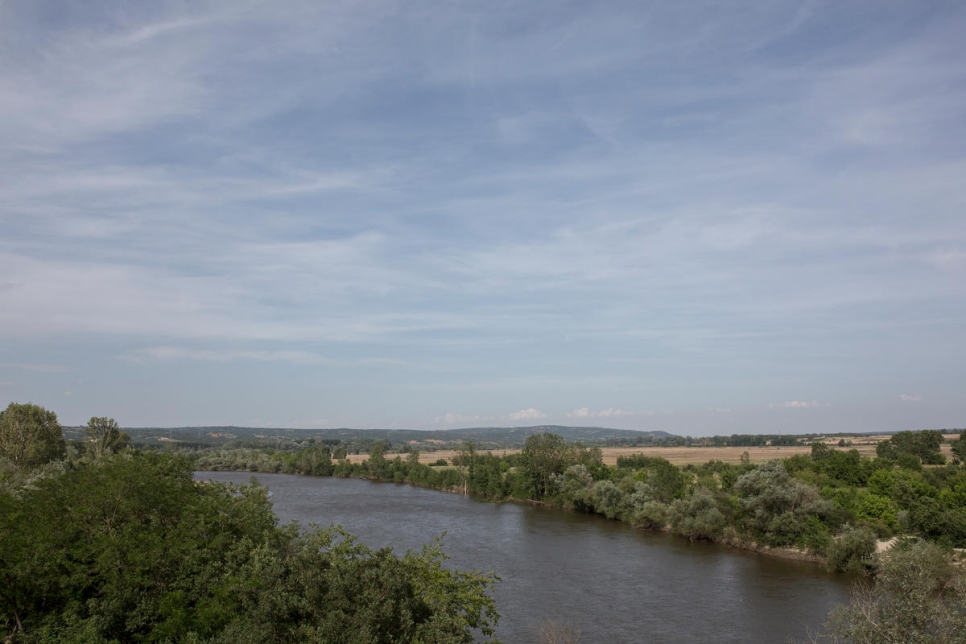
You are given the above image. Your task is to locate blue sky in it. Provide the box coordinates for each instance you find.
[1,0,964,434]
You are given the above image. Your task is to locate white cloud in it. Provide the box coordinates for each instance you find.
[709,407,732,413]
[900,394,923,402]
[769,400,820,409]
[507,408,547,421]
[1,2,964,431]
[597,408,632,418]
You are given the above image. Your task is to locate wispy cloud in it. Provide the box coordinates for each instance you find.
[769,401,821,409]
[507,408,547,421]
[1,2,963,431]
[567,407,634,419]
[900,394,923,402]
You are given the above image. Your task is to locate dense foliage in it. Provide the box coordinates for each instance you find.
[0,403,66,470]
[0,431,499,642]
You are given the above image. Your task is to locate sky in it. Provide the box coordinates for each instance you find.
[1,0,964,435]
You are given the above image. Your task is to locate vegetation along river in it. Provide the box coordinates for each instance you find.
[197,472,850,643]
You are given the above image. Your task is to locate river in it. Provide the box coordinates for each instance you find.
[196,472,850,643]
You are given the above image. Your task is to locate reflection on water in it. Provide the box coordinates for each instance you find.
[197,472,848,643]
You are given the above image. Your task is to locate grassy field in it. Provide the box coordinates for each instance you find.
[345,434,959,467]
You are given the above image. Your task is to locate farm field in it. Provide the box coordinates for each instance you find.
[346,434,959,467]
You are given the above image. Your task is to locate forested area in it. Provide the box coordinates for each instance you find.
[4,401,966,642]
[0,403,499,643]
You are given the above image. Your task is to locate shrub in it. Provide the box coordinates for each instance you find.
[825,525,877,573]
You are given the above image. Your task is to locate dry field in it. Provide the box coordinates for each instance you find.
[346,434,958,467]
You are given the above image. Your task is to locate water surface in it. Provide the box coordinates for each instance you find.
[197,472,849,643]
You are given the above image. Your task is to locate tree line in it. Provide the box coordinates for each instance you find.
[190,427,966,557]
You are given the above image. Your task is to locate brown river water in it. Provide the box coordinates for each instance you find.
[196,472,850,643]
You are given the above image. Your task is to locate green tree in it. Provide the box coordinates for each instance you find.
[951,430,966,465]
[824,525,877,573]
[735,461,834,547]
[876,430,946,465]
[453,442,477,495]
[0,452,500,643]
[0,402,66,470]
[811,442,833,462]
[522,433,572,498]
[817,541,966,643]
[521,433,601,498]
[668,487,726,542]
[84,416,131,459]
[368,442,388,478]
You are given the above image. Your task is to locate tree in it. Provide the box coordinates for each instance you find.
[0,452,500,642]
[811,441,833,462]
[951,430,966,465]
[0,402,66,469]
[368,442,388,478]
[876,430,946,465]
[521,433,602,498]
[816,540,966,642]
[453,442,477,495]
[522,433,571,498]
[734,461,834,547]
[84,416,131,458]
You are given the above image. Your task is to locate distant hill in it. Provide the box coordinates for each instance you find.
[64,424,679,450]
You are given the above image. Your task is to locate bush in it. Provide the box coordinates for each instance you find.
[668,488,726,542]
[631,501,669,530]
[590,480,628,520]
[825,525,877,573]
[819,540,966,642]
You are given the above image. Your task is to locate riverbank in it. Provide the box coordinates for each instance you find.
[203,466,830,566]
[196,470,851,643]
[189,429,966,576]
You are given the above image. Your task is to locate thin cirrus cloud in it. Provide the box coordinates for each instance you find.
[900,394,923,402]
[0,1,964,431]
[568,408,634,419]
[769,401,821,410]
